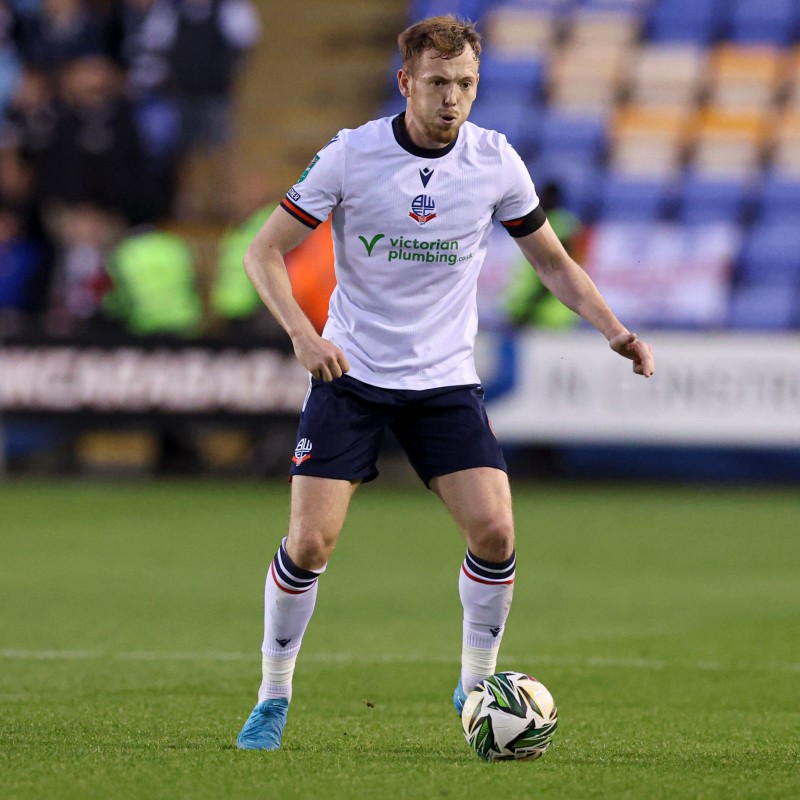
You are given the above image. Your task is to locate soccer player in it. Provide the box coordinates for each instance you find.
[236,15,654,750]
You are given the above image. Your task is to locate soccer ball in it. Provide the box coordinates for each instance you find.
[461,672,558,761]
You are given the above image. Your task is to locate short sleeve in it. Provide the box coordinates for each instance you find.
[493,138,542,235]
[280,131,347,229]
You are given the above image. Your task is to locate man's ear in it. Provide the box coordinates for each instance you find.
[397,68,411,98]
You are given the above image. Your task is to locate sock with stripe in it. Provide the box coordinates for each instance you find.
[459,548,515,693]
[258,537,326,703]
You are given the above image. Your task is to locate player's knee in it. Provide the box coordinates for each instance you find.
[286,532,335,571]
[466,512,515,562]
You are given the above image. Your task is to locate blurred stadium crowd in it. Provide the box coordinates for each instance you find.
[0,0,282,341]
[397,0,800,331]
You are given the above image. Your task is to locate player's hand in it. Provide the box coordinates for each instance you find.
[293,333,351,382]
[608,332,654,378]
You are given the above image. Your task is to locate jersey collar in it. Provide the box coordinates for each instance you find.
[392,113,459,159]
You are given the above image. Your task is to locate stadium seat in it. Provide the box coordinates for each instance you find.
[609,106,691,177]
[783,48,800,112]
[736,222,800,287]
[676,172,754,223]
[468,95,544,155]
[478,52,546,99]
[577,0,649,12]
[597,172,677,220]
[408,0,489,22]
[647,0,729,44]
[566,9,641,47]
[625,43,707,109]
[728,0,800,47]
[547,41,628,110]
[728,285,798,329]
[771,111,800,175]
[689,109,770,179]
[527,155,604,219]
[537,108,608,161]
[707,45,786,114]
[756,173,800,222]
[483,6,556,59]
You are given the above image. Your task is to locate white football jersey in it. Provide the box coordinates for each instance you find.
[281,114,542,390]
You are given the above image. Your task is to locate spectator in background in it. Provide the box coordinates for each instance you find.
[212,171,337,340]
[211,181,275,334]
[285,220,336,336]
[14,0,117,72]
[1,65,58,176]
[504,182,581,329]
[36,54,152,224]
[43,201,121,335]
[103,225,201,336]
[0,0,23,117]
[0,85,54,332]
[138,0,261,220]
[119,0,181,220]
[0,203,46,335]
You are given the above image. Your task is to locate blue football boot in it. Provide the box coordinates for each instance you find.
[236,698,289,750]
[453,680,468,716]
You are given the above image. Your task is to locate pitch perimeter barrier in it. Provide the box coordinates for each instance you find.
[2,332,800,448]
[481,330,800,448]
[0,337,309,420]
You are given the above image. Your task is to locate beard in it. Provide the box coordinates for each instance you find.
[421,118,460,144]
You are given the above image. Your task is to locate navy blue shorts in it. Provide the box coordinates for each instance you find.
[289,375,507,487]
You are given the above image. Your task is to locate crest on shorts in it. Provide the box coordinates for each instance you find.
[292,438,312,465]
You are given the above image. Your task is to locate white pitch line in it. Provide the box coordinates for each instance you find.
[0,649,798,673]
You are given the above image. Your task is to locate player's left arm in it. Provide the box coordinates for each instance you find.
[514,219,655,377]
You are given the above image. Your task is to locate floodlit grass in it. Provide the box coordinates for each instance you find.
[1,480,798,799]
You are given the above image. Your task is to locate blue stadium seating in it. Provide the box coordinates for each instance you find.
[409,0,490,22]
[648,0,728,43]
[577,0,648,12]
[755,174,800,223]
[468,95,544,155]
[736,223,800,287]
[677,173,753,223]
[728,0,799,46]
[728,285,798,329]
[598,173,676,221]
[528,156,603,219]
[477,53,545,98]
[537,109,607,162]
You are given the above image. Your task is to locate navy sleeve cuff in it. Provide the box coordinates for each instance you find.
[501,205,547,238]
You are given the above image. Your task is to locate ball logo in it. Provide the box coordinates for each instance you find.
[292,438,312,465]
[409,194,437,225]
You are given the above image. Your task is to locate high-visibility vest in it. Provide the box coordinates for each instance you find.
[504,208,581,329]
[106,230,201,335]
[211,204,275,319]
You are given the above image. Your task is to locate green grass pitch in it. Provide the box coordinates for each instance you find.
[1,479,798,799]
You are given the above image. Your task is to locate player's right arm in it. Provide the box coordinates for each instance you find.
[244,206,350,381]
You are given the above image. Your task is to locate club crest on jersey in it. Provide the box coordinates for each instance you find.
[409,194,436,225]
[292,438,312,465]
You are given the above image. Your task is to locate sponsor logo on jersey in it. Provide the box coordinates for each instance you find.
[292,437,312,465]
[287,187,301,202]
[297,155,319,183]
[419,167,434,188]
[356,233,475,266]
[358,233,385,255]
[409,194,437,225]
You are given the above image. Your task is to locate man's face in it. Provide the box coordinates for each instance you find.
[398,46,479,147]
